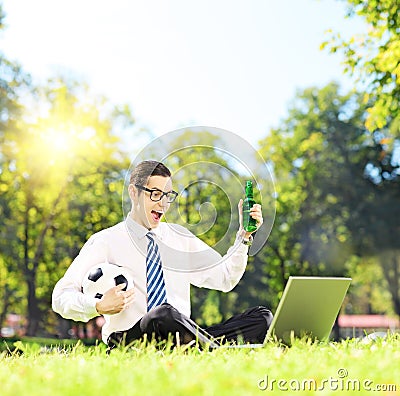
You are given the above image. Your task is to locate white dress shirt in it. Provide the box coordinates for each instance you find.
[52,216,249,343]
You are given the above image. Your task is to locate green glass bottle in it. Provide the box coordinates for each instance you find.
[243,180,257,232]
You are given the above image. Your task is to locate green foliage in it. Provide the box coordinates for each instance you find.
[0,21,32,329]
[257,83,363,300]
[0,77,133,335]
[344,256,395,315]
[257,82,399,316]
[162,129,241,252]
[199,290,223,326]
[321,0,400,132]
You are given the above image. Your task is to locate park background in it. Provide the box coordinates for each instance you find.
[0,0,399,341]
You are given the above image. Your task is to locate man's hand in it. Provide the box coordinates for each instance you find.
[238,199,263,239]
[95,283,135,315]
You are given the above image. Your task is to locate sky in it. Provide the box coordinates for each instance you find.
[0,0,367,146]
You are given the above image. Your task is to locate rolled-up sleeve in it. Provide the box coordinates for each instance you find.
[189,232,249,292]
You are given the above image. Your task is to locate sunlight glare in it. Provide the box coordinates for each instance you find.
[39,127,75,158]
[78,127,96,141]
[51,133,72,150]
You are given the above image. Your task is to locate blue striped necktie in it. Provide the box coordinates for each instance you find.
[145,232,167,311]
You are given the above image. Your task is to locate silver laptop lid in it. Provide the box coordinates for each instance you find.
[266,276,351,344]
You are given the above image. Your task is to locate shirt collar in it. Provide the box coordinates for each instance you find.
[125,213,163,240]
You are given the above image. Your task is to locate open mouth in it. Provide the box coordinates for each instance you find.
[151,210,163,222]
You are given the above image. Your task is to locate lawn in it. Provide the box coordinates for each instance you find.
[1,335,399,396]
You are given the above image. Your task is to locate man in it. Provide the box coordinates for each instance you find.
[52,160,272,349]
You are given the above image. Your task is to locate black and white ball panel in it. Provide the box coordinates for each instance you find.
[82,262,134,299]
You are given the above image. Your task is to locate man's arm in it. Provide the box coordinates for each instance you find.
[52,235,107,322]
[52,233,135,321]
[189,231,249,292]
[189,200,263,292]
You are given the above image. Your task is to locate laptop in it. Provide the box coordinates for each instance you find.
[265,276,352,345]
[224,276,351,348]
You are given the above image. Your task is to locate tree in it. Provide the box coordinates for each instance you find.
[322,0,400,133]
[257,82,399,317]
[321,3,400,317]
[0,3,32,332]
[356,127,400,318]
[0,77,134,335]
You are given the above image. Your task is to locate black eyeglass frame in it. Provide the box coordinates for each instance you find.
[134,184,178,203]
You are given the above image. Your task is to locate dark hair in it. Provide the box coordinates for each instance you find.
[129,160,171,186]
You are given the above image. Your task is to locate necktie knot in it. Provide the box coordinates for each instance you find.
[146,231,155,241]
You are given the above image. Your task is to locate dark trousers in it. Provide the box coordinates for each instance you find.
[107,303,273,350]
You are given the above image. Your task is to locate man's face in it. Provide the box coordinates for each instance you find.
[129,175,173,229]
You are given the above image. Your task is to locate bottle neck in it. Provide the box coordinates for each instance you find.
[245,182,254,198]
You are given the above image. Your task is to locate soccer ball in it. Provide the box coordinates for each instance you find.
[81,262,134,299]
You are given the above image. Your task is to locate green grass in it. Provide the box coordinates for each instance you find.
[1,336,399,396]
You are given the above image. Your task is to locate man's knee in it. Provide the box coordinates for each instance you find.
[243,306,273,328]
[258,306,274,328]
[140,303,178,334]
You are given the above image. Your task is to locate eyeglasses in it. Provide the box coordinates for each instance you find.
[135,185,178,203]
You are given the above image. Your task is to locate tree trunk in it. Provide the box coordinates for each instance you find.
[0,285,12,330]
[380,251,400,318]
[56,316,73,339]
[25,273,42,336]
